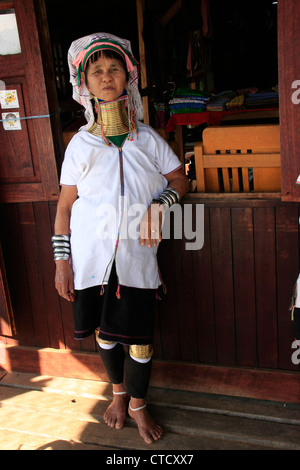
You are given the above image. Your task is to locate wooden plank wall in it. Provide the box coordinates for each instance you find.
[157,198,300,372]
[0,198,299,372]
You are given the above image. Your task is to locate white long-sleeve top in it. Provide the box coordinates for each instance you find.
[60,122,182,290]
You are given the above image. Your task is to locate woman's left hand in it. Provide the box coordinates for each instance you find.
[139,203,164,248]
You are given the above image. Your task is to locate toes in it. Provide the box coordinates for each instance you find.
[104,404,126,429]
[115,420,124,430]
[104,413,113,428]
[105,413,124,429]
[129,407,163,444]
[140,429,154,445]
[151,425,163,441]
[103,412,109,425]
[144,435,153,445]
[142,427,163,444]
[140,424,163,444]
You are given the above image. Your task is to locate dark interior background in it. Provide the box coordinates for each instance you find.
[45,0,278,125]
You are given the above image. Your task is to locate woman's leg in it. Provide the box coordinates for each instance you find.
[97,339,128,429]
[98,340,125,384]
[124,345,163,444]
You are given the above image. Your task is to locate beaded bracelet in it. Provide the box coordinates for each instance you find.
[152,187,180,209]
[51,234,70,261]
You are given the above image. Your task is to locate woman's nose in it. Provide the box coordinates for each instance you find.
[102,71,112,82]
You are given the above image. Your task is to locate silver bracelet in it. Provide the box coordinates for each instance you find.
[152,187,180,209]
[51,234,70,242]
[51,235,70,261]
[167,187,181,203]
[54,254,70,261]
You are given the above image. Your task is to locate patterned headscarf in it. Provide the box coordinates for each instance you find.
[68,32,144,130]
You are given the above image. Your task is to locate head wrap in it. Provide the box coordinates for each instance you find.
[68,32,144,129]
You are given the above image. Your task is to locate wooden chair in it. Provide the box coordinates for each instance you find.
[194,124,281,193]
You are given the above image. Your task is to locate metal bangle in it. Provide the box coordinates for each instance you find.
[153,188,180,210]
[166,191,178,204]
[161,192,174,206]
[152,198,169,209]
[54,254,70,261]
[51,234,70,242]
[167,187,180,202]
[53,248,71,254]
[163,192,176,205]
[159,196,170,206]
[158,195,170,205]
[52,241,70,248]
[52,235,70,262]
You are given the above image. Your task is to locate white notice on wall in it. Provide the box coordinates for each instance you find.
[2,112,21,130]
[0,89,19,109]
[0,11,22,55]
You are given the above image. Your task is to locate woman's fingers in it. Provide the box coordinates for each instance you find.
[55,261,74,301]
[139,203,164,247]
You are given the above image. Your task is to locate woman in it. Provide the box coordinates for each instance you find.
[52,33,189,445]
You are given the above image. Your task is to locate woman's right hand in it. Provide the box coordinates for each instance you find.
[55,260,75,302]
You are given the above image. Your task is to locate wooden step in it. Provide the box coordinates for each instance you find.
[0,372,299,451]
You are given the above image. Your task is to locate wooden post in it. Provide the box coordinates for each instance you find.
[136,0,149,124]
[278,0,300,201]
[0,243,16,336]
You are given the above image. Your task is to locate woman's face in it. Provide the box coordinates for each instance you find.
[85,53,128,102]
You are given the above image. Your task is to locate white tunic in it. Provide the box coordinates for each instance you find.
[60,122,182,290]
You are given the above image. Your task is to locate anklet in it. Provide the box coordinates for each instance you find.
[129,401,147,411]
[113,390,127,395]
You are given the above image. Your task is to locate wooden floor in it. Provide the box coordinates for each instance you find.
[0,371,299,451]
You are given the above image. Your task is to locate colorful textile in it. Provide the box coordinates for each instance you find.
[226,94,245,110]
[245,91,279,109]
[206,91,236,111]
[169,87,210,115]
[165,108,279,132]
[73,39,138,77]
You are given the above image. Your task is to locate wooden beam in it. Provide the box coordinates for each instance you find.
[0,2,14,9]
[1,345,300,404]
[160,0,182,27]
[202,154,281,168]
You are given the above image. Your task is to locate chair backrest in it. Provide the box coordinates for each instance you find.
[194,124,281,193]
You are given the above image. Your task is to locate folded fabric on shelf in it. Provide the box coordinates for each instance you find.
[245,90,279,109]
[169,87,210,115]
[166,86,279,120]
[226,94,245,110]
[206,90,236,111]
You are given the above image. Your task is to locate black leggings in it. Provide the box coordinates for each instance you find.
[98,343,152,399]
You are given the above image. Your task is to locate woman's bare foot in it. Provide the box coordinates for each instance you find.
[104,387,129,430]
[128,399,163,444]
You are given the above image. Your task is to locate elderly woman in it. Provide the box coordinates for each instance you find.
[52,33,188,445]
